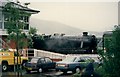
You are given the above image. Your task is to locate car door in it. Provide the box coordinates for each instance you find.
[44,57,55,69]
[37,58,47,69]
[78,57,90,68]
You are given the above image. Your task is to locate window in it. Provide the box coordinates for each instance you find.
[4,22,16,29]
[0,12,2,21]
[24,16,29,22]
[78,59,85,62]
[3,14,29,30]
[19,16,23,21]
[30,58,39,63]
[4,16,9,21]
[40,58,45,63]
[4,22,8,29]
[45,58,52,63]
[24,24,29,30]
[4,14,9,21]
[74,57,81,62]
[0,22,2,29]
[0,12,2,29]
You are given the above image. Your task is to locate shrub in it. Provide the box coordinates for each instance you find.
[72,72,81,77]
[98,26,120,77]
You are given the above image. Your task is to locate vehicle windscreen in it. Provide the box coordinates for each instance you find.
[30,58,39,63]
[62,56,76,62]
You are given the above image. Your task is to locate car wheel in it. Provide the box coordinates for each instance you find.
[74,67,81,73]
[2,63,8,72]
[22,60,28,69]
[62,71,67,74]
[26,70,31,73]
[38,68,43,73]
[55,69,59,72]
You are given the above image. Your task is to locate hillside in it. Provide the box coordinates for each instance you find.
[30,18,103,37]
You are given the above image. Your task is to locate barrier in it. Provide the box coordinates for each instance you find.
[34,49,66,62]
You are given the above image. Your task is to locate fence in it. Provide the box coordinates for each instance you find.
[34,49,66,62]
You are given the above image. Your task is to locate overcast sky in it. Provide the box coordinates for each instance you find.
[1,1,118,32]
[27,2,118,32]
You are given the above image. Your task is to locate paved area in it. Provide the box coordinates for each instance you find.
[1,70,73,77]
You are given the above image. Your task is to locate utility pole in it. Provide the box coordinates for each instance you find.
[15,1,20,76]
[16,22,19,76]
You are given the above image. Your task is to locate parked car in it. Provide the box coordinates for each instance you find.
[92,56,103,68]
[56,56,93,74]
[23,57,56,73]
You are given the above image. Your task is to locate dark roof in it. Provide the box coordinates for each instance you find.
[0,2,40,14]
[12,2,40,14]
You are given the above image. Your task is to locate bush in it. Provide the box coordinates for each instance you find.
[98,25,120,77]
[72,72,81,77]
[95,66,104,77]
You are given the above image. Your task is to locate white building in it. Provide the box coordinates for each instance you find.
[0,1,39,49]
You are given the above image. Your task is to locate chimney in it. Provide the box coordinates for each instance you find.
[83,32,88,36]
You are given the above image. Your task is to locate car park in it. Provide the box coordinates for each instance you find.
[23,57,56,73]
[56,56,93,74]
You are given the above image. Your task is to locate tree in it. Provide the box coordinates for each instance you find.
[2,2,31,75]
[27,27,37,48]
[99,25,120,77]
[29,27,37,35]
[3,2,30,49]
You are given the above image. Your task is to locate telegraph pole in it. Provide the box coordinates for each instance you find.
[16,21,19,76]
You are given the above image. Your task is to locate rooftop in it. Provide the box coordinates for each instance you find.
[0,2,40,14]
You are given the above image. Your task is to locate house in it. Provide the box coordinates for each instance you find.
[0,1,40,49]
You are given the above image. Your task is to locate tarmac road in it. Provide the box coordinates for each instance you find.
[1,69,73,77]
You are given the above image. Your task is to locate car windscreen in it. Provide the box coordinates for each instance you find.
[62,57,76,62]
[30,58,39,63]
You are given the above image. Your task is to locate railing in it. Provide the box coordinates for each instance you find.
[66,54,100,61]
[67,54,99,57]
[34,49,66,61]
[28,49,100,62]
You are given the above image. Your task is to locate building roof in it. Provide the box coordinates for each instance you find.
[0,2,40,14]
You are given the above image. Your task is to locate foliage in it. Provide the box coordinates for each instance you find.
[98,25,120,77]
[32,34,45,49]
[29,27,37,35]
[72,66,103,77]
[2,2,31,49]
[94,66,104,77]
[72,73,81,77]
[27,27,37,48]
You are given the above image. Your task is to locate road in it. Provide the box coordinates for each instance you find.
[1,69,73,77]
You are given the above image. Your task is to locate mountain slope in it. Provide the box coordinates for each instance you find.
[30,18,102,36]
